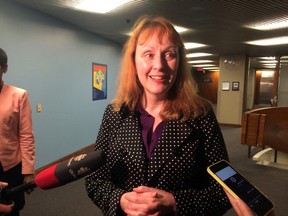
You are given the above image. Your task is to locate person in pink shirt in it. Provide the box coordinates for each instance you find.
[0,48,35,216]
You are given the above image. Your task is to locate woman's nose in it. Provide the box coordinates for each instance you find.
[152,54,165,70]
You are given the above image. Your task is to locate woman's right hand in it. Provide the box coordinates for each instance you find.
[0,182,14,214]
[224,189,276,216]
[0,202,14,214]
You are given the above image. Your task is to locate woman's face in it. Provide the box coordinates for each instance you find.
[135,29,179,100]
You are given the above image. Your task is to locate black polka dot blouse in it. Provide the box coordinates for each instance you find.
[85,103,232,216]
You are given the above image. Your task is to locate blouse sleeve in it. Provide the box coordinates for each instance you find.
[85,104,126,216]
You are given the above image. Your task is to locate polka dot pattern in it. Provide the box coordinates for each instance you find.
[85,104,231,215]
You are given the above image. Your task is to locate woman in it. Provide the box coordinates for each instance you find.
[85,16,231,216]
[0,48,35,216]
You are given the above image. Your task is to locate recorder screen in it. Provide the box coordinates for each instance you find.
[215,165,273,214]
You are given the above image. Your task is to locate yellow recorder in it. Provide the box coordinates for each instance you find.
[207,160,274,216]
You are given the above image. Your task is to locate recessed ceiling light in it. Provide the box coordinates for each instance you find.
[259,60,278,63]
[188,60,213,64]
[192,64,215,67]
[263,63,277,66]
[125,24,189,36]
[186,53,212,58]
[174,25,188,33]
[257,57,276,60]
[184,42,206,49]
[246,18,288,31]
[203,67,219,70]
[260,71,274,77]
[75,0,132,14]
[245,36,288,46]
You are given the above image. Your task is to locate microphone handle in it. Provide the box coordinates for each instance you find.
[0,181,37,204]
[6,181,37,195]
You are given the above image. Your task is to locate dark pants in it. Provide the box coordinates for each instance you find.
[0,163,24,216]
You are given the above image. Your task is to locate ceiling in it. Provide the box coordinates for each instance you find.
[14,0,288,70]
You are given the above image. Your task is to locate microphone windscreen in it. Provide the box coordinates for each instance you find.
[34,150,105,190]
[34,164,61,189]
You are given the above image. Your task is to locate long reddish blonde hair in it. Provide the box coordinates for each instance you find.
[112,16,210,121]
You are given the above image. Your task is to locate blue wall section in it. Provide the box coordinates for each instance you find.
[0,0,122,168]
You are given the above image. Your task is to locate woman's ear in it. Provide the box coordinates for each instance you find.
[3,64,8,73]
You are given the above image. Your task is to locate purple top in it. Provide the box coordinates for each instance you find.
[138,106,166,159]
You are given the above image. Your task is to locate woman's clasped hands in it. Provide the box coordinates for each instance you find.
[120,186,176,216]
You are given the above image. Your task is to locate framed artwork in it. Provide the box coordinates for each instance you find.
[92,63,107,100]
[232,81,240,91]
[222,81,230,91]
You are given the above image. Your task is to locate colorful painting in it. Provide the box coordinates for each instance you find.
[92,63,107,100]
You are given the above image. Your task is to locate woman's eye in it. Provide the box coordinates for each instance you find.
[143,52,154,58]
[165,52,176,60]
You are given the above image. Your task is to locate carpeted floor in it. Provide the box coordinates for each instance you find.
[221,125,288,216]
[20,125,288,216]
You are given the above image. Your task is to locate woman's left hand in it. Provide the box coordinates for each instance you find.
[23,174,35,194]
[129,185,176,216]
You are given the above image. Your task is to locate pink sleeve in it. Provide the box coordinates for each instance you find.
[19,91,35,174]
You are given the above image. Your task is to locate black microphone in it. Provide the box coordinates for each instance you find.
[0,150,105,204]
[35,149,105,189]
